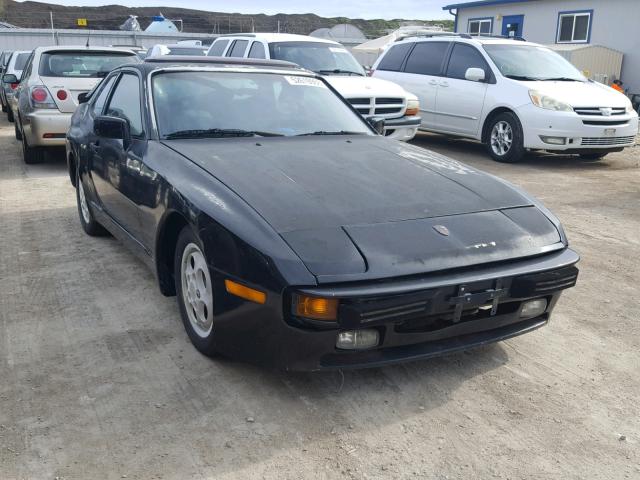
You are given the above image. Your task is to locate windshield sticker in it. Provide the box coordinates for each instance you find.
[284,76,326,88]
[329,47,348,53]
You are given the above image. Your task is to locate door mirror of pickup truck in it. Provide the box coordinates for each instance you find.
[465,67,486,82]
[366,116,385,135]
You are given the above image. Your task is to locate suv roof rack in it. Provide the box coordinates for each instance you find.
[396,33,526,42]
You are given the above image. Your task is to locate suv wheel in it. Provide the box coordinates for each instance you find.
[14,121,21,140]
[7,108,14,123]
[174,227,218,357]
[486,112,525,163]
[20,124,44,164]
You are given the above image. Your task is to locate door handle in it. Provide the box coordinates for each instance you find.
[439,81,449,87]
[89,140,100,152]
[428,79,438,86]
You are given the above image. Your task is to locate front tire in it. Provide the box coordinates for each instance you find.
[76,173,108,236]
[486,112,525,163]
[7,108,14,123]
[14,121,21,140]
[174,227,218,357]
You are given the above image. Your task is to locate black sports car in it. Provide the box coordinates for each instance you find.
[66,56,579,371]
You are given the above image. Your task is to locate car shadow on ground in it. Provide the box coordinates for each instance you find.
[410,132,628,171]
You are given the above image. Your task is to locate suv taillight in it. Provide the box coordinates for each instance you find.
[30,86,57,109]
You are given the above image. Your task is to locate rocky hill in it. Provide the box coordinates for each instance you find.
[0,0,453,38]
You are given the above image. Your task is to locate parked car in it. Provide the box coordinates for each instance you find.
[372,35,639,162]
[147,44,208,57]
[0,49,13,112]
[2,50,31,122]
[207,33,421,141]
[6,45,140,164]
[66,56,579,371]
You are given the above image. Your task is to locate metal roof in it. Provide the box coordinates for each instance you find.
[443,0,539,10]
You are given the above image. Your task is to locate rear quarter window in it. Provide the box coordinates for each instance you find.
[14,53,31,71]
[377,43,412,71]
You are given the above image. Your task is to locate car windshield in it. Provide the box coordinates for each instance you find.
[152,71,372,138]
[269,42,365,76]
[483,44,586,81]
[39,51,139,78]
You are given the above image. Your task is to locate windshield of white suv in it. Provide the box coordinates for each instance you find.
[483,44,586,82]
[39,51,139,78]
[269,42,365,76]
[152,71,372,138]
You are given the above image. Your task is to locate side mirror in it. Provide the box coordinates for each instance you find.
[465,67,486,82]
[366,116,385,135]
[94,116,131,148]
[2,74,18,84]
[78,92,89,104]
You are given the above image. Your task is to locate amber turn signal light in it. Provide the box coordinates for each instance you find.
[225,279,266,304]
[293,294,339,321]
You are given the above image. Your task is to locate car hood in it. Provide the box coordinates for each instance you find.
[525,80,629,108]
[164,136,563,281]
[323,75,408,99]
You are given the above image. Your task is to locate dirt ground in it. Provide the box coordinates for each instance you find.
[0,117,638,480]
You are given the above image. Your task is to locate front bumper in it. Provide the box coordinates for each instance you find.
[213,248,579,371]
[517,104,638,151]
[383,115,421,142]
[22,109,72,147]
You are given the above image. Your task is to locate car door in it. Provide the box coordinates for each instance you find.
[434,43,491,136]
[395,41,450,128]
[89,72,147,239]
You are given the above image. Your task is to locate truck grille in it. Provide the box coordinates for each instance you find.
[574,107,626,116]
[581,136,636,146]
[348,97,405,118]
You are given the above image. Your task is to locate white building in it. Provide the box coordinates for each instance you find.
[443,0,640,92]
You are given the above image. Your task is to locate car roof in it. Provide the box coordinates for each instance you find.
[33,45,138,54]
[393,34,543,48]
[214,32,340,46]
[141,56,308,74]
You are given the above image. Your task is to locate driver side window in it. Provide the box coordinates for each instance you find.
[105,73,144,137]
[92,74,117,115]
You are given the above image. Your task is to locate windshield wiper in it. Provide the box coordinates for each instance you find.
[504,74,543,81]
[539,77,584,82]
[164,128,283,139]
[316,69,364,76]
[296,130,365,136]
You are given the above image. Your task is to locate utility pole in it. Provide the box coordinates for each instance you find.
[277,20,280,33]
[49,11,55,44]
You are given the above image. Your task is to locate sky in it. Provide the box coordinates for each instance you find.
[19,0,454,20]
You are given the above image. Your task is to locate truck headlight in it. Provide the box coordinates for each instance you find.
[624,99,636,114]
[529,90,573,112]
[405,97,420,116]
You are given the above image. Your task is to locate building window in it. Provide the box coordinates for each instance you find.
[468,18,493,36]
[557,10,592,43]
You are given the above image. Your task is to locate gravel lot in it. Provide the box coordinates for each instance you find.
[1,118,639,480]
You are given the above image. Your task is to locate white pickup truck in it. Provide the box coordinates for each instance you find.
[207,33,421,141]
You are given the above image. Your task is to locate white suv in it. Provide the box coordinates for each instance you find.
[372,35,639,162]
[207,33,421,141]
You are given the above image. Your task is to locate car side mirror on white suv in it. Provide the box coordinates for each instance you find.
[465,68,486,82]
